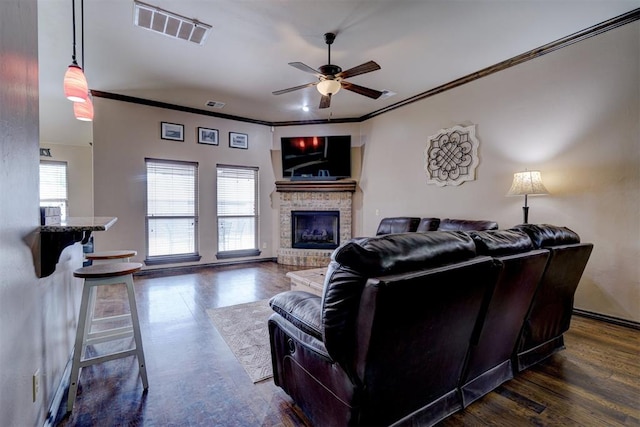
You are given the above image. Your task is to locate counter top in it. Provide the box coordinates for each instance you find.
[41,216,117,233]
[40,216,118,278]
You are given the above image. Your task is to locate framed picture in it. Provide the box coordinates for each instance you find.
[161,122,184,141]
[229,132,248,149]
[198,127,219,145]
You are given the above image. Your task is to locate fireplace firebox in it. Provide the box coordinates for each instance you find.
[292,210,340,250]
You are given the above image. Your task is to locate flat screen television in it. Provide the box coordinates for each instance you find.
[281,135,351,180]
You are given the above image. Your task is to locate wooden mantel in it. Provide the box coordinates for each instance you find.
[275,179,357,193]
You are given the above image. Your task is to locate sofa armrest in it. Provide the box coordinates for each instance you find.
[269,291,323,340]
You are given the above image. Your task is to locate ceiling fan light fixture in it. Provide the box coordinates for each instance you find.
[317,79,341,96]
[64,63,89,102]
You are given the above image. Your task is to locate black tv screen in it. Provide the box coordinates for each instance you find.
[281,135,351,179]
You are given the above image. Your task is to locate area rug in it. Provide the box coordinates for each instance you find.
[207,299,273,383]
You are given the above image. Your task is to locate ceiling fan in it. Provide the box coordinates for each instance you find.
[272,32,383,109]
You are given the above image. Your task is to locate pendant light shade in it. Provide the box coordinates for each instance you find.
[64,63,89,102]
[74,93,94,121]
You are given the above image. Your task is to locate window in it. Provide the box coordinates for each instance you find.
[216,165,260,258]
[39,161,68,219]
[145,159,200,264]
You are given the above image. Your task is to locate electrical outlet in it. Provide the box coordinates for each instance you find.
[32,370,39,403]
[375,209,380,216]
[262,242,267,249]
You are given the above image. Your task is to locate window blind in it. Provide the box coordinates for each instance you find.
[216,165,259,254]
[146,159,199,259]
[39,161,68,219]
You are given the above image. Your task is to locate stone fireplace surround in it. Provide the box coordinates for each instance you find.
[276,180,356,267]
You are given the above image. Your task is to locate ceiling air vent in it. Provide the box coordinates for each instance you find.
[133,1,212,45]
[205,100,226,109]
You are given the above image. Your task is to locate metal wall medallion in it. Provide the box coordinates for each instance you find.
[424,124,479,186]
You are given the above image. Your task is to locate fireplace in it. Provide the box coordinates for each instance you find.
[292,211,340,250]
[276,179,356,267]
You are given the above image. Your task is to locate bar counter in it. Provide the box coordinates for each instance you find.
[40,217,117,277]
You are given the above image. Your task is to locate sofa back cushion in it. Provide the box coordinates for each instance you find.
[375,217,421,235]
[416,217,440,232]
[321,231,478,369]
[511,224,580,248]
[438,218,499,231]
[470,229,533,256]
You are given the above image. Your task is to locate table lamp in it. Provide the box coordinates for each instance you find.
[506,170,549,224]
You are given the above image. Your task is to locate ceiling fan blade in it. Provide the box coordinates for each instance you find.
[289,62,321,75]
[272,82,317,95]
[341,81,384,99]
[319,94,331,109]
[336,61,381,79]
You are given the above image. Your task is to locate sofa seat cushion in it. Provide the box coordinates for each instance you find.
[511,224,580,248]
[269,291,322,340]
[470,229,534,256]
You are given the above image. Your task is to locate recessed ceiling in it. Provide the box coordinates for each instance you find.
[37,0,639,146]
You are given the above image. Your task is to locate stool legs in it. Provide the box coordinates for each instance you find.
[125,275,148,389]
[67,274,148,412]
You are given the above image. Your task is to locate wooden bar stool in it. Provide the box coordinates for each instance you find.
[67,262,148,412]
[83,250,138,349]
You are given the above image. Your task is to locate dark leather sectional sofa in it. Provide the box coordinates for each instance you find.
[268,224,593,426]
[375,216,499,235]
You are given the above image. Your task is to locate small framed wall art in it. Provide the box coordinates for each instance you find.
[229,132,248,149]
[161,122,184,141]
[198,127,219,145]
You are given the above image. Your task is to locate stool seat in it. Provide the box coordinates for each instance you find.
[74,262,142,278]
[86,250,137,261]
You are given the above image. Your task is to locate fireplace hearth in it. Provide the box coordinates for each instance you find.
[292,211,339,249]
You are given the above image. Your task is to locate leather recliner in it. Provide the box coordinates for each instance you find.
[510,224,594,372]
[268,232,500,426]
[460,229,549,407]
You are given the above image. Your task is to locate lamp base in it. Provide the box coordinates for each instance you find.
[522,206,529,224]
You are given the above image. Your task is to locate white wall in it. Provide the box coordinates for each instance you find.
[360,22,639,322]
[2,1,84,425]
[92,99,277,267]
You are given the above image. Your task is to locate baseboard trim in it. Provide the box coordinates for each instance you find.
[135,257,278,276]
[44,352,73,427]
[573,308,640,330]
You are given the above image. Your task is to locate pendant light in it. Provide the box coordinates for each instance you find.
[72,0,94,121]
[63,0,88,103]
[74,94,94,121]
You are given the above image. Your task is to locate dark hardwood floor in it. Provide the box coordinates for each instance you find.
[56,261,639,426]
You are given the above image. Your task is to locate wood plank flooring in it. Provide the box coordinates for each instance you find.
[55,261,639,426]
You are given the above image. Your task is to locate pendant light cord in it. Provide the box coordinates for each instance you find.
[71,0,77,65]
[80,0,85,71]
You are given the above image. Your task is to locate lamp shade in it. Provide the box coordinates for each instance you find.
[317,79,341,96]
[506,170,549,196]
[64,64,89,102]
[74,94,93,121]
